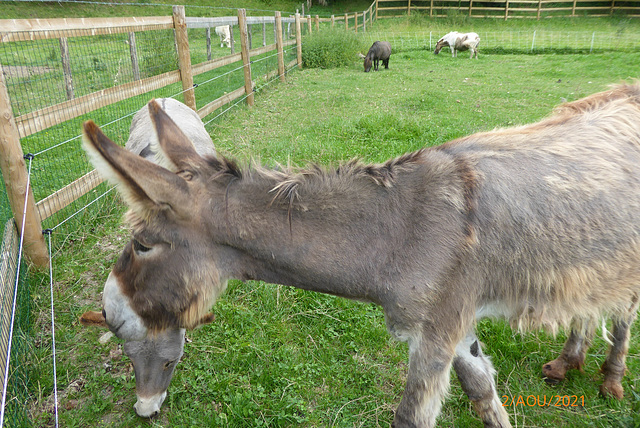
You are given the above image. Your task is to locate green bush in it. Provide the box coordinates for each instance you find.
[301,29,365,69]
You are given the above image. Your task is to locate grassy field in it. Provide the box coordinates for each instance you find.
[27,46,640,428]
[13,7,640,428]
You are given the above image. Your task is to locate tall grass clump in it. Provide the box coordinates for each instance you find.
[301,29,365,69]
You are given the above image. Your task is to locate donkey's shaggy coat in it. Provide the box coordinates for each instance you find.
[82,83,640,427]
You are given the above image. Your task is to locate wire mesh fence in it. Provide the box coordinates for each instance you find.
[0,220,31,428]
[0,7,305,426]
[359,28,640,53]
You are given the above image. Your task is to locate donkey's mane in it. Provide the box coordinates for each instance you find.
[248,148,427,203]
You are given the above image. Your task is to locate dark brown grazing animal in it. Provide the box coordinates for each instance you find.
[82,83,640,427]
[364,40,391,72]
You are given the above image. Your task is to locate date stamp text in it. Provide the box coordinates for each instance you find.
[502,395,585,407]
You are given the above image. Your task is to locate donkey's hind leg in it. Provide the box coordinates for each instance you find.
[542,317,595,383]
[453,331,511,428]
[600,298,639,399]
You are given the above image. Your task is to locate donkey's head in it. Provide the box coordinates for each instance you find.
[434,37,448,55]
[81,100,231,416]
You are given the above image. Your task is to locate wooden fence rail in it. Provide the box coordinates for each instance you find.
[376,0,640,18]
[0,2,381,267]
[0,8,314,267]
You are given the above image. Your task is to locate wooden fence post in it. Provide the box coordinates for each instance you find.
[295,13,302,68]
[408,0,412,15]
[376,0,379,20]
[172,5,196,111]
[314,15,319,32]
[128,32,141,81]
[206,27,212,61]
[505,0,510,19]
[307,15,312,34]
[0,70,48,268]
[331,15,335,27]
[537,0,542,19]
[363,10,367,32]
[345,13,348,30]
[230,25,235,54]
[469,0,474,16]
[275,11,285,83]
[355,13,358,34]
[59,37,74,100]
[237,9,254,107]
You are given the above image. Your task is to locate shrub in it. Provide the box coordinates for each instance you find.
[301,29,365,69]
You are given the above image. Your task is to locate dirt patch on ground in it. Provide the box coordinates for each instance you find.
[2,65,55,78]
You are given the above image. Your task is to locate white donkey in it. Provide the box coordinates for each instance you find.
[214,25,231,48]
[125,97,215,162]
[434,31,480,59]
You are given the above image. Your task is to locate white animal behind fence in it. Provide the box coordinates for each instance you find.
[214,25,231,48]
[434,31,480,58]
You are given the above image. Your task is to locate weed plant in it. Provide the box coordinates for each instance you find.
[301,29,366,69]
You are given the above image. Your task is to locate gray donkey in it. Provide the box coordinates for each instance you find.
[82,84,640,427]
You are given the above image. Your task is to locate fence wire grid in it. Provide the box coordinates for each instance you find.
[0,9,302,426]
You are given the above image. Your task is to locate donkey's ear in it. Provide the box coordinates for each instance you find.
[83,120,191,217]
[148,99,207,174]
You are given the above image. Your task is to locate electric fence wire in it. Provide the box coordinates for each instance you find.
[203,58,300,127]
[45,231,59,428]
[0,156,33,428]
[35,59,250,159]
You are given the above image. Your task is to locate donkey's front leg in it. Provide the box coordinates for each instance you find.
[453,331,511,428]
[392,328,456,428]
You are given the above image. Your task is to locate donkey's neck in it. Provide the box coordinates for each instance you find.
[213,149,468,302]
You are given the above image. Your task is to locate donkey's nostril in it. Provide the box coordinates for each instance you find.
[151,410,159,418]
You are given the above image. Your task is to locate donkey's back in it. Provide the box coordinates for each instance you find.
[453,84,640,330]
[126,98,215,162]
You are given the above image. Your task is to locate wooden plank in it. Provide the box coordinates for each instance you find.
[36,170,104,221]
[0,16,172,42]
[250,43,277,57]
[186,16,238,28]
[191,53,243,77]
[196,86,246,119]
[16,70,181,138]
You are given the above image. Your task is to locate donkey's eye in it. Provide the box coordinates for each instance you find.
[164,360,177,370]
[133,239,152,254]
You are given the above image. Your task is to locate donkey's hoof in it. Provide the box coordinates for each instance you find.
[542,359,567,383]
[600,381,624,400]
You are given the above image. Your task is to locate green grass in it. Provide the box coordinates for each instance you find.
[23,37,640,428]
